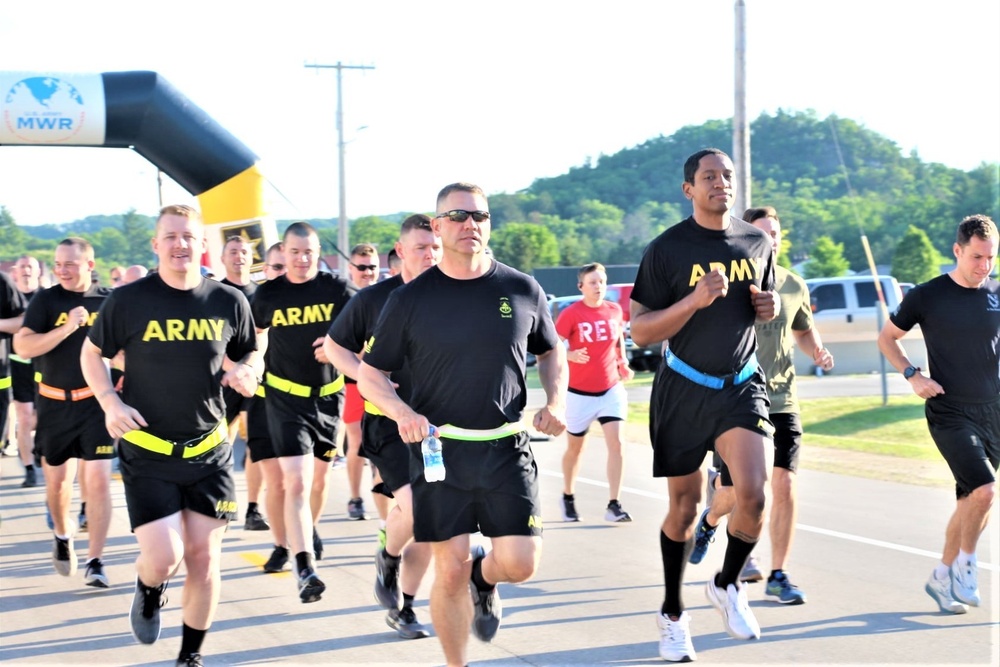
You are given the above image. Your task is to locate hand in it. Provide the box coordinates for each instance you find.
[533,405,567,437]
[749,284,778,321]
[66,305,89,330]
[312,337,330,364]
[221,362,259,398]
[813,346,834,371]
[569,347,590,364]
[396,409,431,444]
[690,269,728,309]
[104,398,148,440]
[908,372,945,400]
[618,358,635,381]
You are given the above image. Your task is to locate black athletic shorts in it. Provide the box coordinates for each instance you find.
[10,359,34,403]
[925,396,1000,499]
[245,393,275,462]
[0,381,10,443]
[223,385,252,424]
[362,412,409,494]
[264,387,343,461]
[36,397,114,467]
[410,431,542,543]
[718,411,801,485]
[650,366,773,477]
[119,438,237,530]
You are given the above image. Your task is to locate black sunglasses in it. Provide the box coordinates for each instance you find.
[266,263,285,271]
[435,209,491,223]
[352,263,378,272]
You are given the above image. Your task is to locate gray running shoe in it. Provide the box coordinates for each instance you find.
[263,546,289,573]
[656,611,695,662]
[951,558,980,606]
[469,544,502,642]
[130,576,167,644]
[374,549,401,610]
[348,497,367,520]
[740,555,764,583]
[604,499,632,523]
[84,558,110,588]
[52,534,77,576]
[764,570,806,604]
[386,606,431,639]
[925,570,968,614]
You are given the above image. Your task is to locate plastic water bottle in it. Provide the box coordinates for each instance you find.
[421,426,446,482]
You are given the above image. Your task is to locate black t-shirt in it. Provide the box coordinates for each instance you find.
[1,272,27,377]
[328,274,408,395]
[890,273,1000,401]
[251,272,355,386]
[221,277,257,301]
[631,216,776,375]
[23,284,111,389]
[88,274,257,440]
[364,261,557,430]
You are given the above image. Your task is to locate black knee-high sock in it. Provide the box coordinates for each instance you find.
[180,623,206,657]
[660,530,692,617]
[717,529,756,588]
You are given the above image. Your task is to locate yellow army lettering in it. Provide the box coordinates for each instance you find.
[54,311,99,327]
[215,500,238,514]
[270,303,335,327]
[364,335,375,354]
[687,257,763,287]
[527,514,543,529]
[142,318,226,342]
[95,445,114,455]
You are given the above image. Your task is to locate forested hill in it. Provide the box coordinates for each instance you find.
[3,110,998,278]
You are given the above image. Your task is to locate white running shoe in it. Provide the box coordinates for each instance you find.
[924,570,968,614]
[656,611,696,662]
[950,558,980,607]
[705,576,761,640]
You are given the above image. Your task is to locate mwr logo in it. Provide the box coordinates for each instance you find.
[215,500,238,514]
[2,76,95,144]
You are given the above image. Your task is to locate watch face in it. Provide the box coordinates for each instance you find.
[904,366,917,379]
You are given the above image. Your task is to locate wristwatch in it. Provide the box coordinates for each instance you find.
[903,366,921,380]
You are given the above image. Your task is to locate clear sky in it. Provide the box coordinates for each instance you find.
[1,0,998,228]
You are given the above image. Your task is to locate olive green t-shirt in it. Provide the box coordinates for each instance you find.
[754,266,813,414]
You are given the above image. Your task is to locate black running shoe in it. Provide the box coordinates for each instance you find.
[52,534,77,576]
[21,467,37,488]
[130,576,168,644]
[84,558,109,588]
[176,653,204,667]
[312,527,324,560]
[374,549,401,610]
[298,568,325,603]
[244,507,270,531]
[469,545,502,642]
[386,606,430,639]
[263,546,289,573]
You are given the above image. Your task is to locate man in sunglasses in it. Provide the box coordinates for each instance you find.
[325,214,441,639]
[343,243,382,524]
[359,182,567,667]
[250,222,355,602]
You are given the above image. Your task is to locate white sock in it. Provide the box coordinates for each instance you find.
[934,562,950,579]
[958,549,976,566]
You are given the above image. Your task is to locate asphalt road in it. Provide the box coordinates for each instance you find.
[1,395,997,666]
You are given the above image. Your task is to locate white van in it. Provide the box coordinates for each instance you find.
[795,275,926,375]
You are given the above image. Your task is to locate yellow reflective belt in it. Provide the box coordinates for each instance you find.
[34,371,42,383]
[363,400,384,416]
[436,421,527,442]
[254,385,266,398]
[122,420,228,459]
[264,372,344,398]
[0,376,10,390]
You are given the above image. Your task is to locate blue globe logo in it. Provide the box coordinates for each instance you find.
[3,76,87,143]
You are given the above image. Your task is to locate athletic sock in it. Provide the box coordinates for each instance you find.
[382,547,402,562]
[958,549,976,566]
[294,551,314,576]
[660,529,690,618]
[247,501,259,514]
[470,552,494,591]
[717,529,757,588]
[80,502,86,515]
[180,623,206,657]
[402,592,415,610]
[934,562,950,579]
[25,464,34,472]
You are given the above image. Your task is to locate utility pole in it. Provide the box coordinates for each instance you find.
[733,0,751,217]
[305,61,375,275]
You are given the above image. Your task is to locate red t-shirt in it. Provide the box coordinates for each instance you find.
[555,299,624,393]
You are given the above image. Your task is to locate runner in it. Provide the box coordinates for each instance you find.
[0,270,27,484]
[358,183,567,667]
[326,214,441,639]
[81,205,259,666]
[9,255,41,488]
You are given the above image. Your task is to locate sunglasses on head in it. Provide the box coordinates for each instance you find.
[352,263,378,272]
[435,209,491,223]
[266,263,285,271]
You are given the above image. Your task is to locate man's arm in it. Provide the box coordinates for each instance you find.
[629,268,728,347]
[877,320,942,399]
[80,338,148,439]
[0,314,24,335]
[13,305,88,359]
[532,344,567,436]
[793,327,833,371]
[357,360,429,444]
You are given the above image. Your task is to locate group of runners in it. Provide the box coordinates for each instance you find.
[0,154,997,666]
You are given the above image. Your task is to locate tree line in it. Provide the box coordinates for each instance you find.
[3,110,997,284]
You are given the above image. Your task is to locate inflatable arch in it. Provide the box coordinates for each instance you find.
[0,70,277,277]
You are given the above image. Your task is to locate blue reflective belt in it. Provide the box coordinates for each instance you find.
[663,348,758,390]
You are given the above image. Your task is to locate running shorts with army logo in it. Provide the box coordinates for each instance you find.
[717,410,800,487]
[10,355,34,403]
[409,431,542,543]
[36,398,114,467]
[265,388,343,461]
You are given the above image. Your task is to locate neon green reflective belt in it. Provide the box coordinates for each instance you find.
[9,353,29,364]
[436,421,527,442]
[363,400,384,416]
[265,372,344,398]
[254,385,266,398]
[0,376,10,390]
[122,420,228,459]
